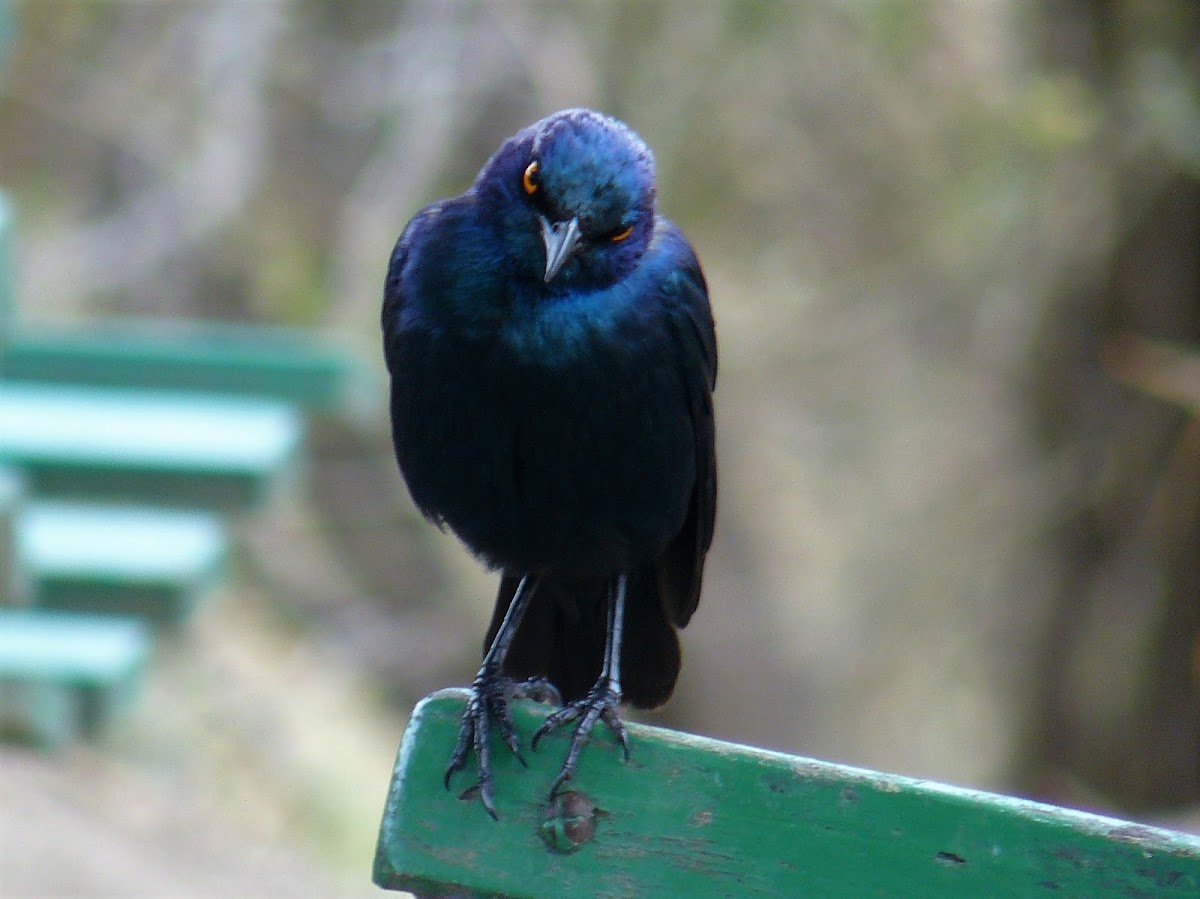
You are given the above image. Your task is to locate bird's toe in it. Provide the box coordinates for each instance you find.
[534,678,627,797]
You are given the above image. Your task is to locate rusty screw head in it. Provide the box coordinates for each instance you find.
[539,791,604,854]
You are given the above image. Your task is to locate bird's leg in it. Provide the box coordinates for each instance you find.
[444,574,560,819]
[532,574,631,797]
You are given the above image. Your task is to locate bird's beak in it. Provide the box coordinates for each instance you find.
[539,215,583,283]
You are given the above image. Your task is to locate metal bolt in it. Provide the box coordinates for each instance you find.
[539,791,605,854]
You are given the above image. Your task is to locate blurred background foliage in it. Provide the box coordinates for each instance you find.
[1,0,1198,894]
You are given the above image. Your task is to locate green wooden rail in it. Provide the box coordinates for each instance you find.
[376,689,1200,898]
[18,502,229,624]
[2,322,360,411]
[0,465,25,603]
[0,609,150,747]
[0,382,302,511]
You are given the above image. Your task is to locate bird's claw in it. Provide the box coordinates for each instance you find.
[443,672,564,818]
[532,678,628,797]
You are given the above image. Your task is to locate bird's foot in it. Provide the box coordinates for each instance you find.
[531,677,629,798]
[444,671,561,819]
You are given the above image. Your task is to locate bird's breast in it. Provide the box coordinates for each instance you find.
[392,311,694,575]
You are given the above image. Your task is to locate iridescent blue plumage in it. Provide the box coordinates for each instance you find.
[382,108,716,816]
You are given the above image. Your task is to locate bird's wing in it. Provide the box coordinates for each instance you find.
[655,232,717,629]
[381,201,451,372]
[381,229,411,359]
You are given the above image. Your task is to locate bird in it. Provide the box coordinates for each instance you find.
[382,108,717,818]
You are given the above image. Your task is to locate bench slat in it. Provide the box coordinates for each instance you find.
[0,382,301,510]
[0,465,27,602]
[375,689,1200,898]
[18,502,229,622]
[0,610,151,746]
[0,610,149,682]
[3,322,359,410]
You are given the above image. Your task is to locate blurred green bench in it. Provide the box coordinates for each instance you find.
[375,689,1200,898]
[0,382,302,512]
[0,609,150,748]
[0,30,362,750]
[0,465,29,606]
[2,321,360,411]
[18,502,229,624]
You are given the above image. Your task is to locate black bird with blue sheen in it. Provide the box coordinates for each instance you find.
[383,108,717,817]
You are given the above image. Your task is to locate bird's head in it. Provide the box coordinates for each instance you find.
[476,109,657,291]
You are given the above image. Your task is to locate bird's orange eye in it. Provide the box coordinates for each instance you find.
[522,161,540,195]
[610,224,633,243]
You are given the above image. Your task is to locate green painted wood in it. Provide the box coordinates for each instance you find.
[0,465,28,603]
[375,689,1200,898]
[17,502,228,624]
[0,609,150,746]
[3,321,360,410]
[0,382,302,511]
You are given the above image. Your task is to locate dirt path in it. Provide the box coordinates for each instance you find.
[1,746,382,898]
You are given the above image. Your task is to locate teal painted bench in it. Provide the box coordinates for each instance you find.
[17,502,229,624]
[0,609,150,747]
[0,382,302,511]
[375,689,1200,898]
[0,465,27,602]
[2,321,362,412]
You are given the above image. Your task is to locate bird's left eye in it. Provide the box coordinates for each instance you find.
[522,161,540,195]
[609,225,633,243]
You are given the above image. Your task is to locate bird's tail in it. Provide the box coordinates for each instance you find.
[485,567,681,710]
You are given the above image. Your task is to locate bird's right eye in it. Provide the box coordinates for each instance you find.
[522,161,540,196]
